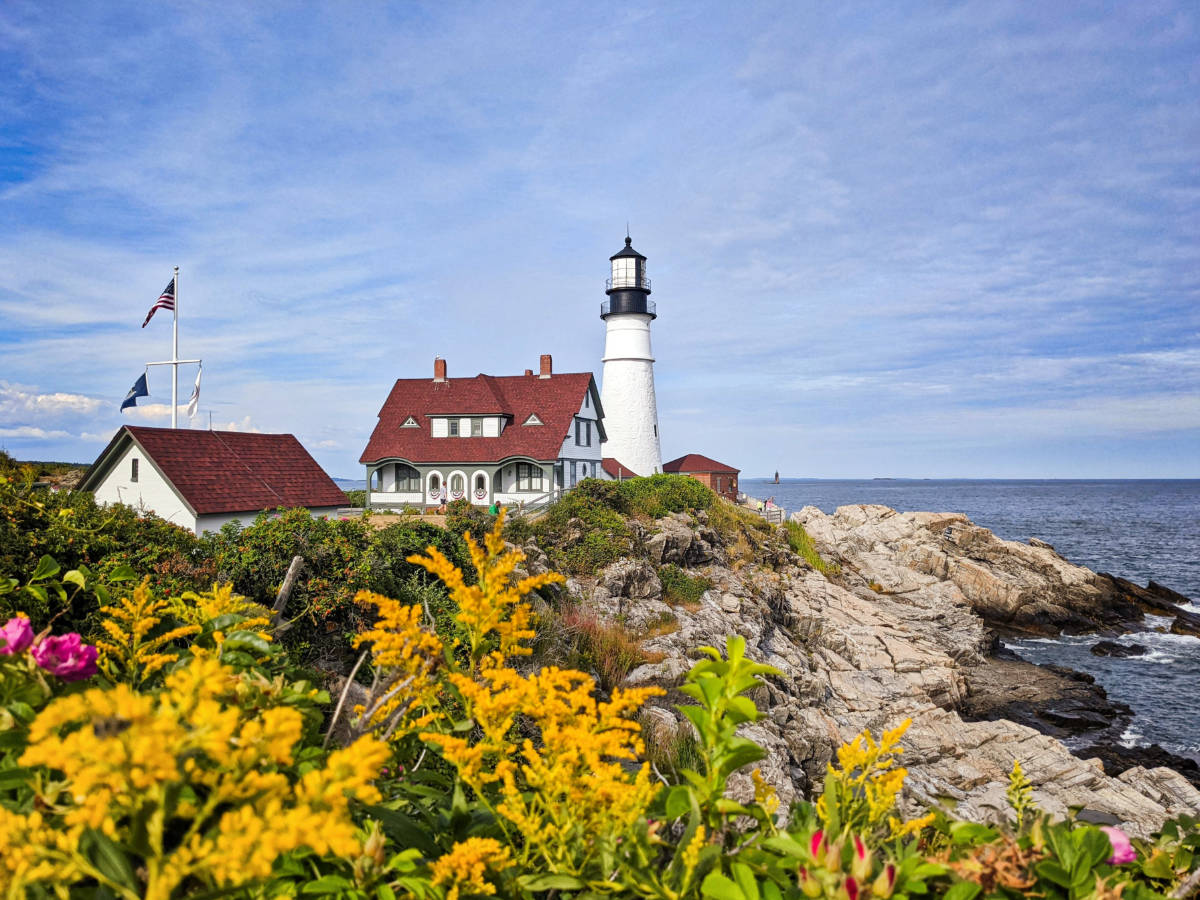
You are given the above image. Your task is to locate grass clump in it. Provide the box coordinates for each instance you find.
[658,564,711,607]
[784,520,841,576]
[550,604,649,694]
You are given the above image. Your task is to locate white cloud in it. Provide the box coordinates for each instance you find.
[0,426,72,439]
[0,381,103,417]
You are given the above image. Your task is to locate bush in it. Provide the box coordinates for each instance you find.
[445,498,495,545]
[0,476,208,631]
[659,564,711,607]
[344,489,366,507]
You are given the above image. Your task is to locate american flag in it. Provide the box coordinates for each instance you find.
[141,278,176,328]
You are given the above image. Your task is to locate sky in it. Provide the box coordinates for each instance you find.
[1,2,1197,479]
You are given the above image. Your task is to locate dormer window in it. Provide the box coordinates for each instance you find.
[401,416,419,428]
[523,414,542,426]
[471,419,483,437]
[449,419,459,436]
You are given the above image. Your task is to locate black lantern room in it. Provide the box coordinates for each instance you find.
[602,236,656,319]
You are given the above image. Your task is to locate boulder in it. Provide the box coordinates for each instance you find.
[1090,640,1148,658]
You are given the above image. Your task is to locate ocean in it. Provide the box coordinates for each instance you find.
[741,478,1200,759]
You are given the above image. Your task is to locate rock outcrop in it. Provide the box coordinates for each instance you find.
[556,503,1200,839]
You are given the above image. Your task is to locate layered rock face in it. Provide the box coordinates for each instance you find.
[544,504,1200,838]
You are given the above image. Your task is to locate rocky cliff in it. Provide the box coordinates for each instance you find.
[530,502,1200,838]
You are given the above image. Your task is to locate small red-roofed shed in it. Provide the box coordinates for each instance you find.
[80,425,347,534]
[601,458,638,480]
[662,453,740,502]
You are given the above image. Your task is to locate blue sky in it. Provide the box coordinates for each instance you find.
[1,1,1197,478]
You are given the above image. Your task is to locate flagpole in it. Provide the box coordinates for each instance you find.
[171,266,179,428]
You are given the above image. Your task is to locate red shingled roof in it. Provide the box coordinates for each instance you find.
[83,426,346,515]
[663,453,739,475]
[360,371,602,464]
[601,458,638,479]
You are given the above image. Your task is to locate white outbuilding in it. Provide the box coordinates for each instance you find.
[79,425,347,534]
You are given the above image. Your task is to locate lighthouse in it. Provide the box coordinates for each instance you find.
[600,236,662,476]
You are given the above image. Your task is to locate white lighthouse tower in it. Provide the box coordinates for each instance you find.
[600,235,662,476]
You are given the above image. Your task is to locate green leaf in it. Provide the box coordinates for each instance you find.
[762,835,808,859]
[665,785,692,820]
[107,563,138,582]
[701,872,744,900]
[519,874,585,891]
[221,631,272,655]
[0,767,33,789]
[30,555,61,582]
[63,569,86,589]
[302,875,354,893]
[80,829,137,891]
[942,883,981,900]
[727,696,760,724]
[24,583,48,605]
[1034,860,1072,888]
[731,863,760,900]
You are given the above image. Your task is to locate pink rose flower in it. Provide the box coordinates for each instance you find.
[1100,826,1136,865]
[31,633,98,681]
[0,616,34,655]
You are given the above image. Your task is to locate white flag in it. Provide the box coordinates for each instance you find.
[186,368,202,418]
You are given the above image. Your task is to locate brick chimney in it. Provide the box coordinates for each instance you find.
[539,354,552,379]
[434,357,447,382]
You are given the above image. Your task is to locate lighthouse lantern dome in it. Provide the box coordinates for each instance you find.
[608,236,649,291]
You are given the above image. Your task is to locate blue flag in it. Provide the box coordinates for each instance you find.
[121,373,149,411]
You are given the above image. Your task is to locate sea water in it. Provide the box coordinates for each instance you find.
[742,478,1200,758]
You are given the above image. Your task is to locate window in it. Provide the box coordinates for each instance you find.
[429,473,442,495]
[517,463,543,492]
[450,473,465,496]
[574,419,592,447]
[448,419,459,436]
[131,458,139,483]
[584,392,589,409]
[471,418,483,437]
[401,416,419,428]
[523,414,542,426]
[474,473,486,493]
[395,464,420,492]
[569,460,577,487]
[371,468,383,491]
[580,462,588,479]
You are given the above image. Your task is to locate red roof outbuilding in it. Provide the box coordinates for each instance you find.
[662,454,740,475]
[81,426,346,515]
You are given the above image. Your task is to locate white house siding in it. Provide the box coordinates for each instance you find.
[557,393,605,487]
[195,506,341,536]
[431,418,448,437]
[370,491,424,507]
[600,312,662,476]
[91,442,197,532]
[483,417,500,437]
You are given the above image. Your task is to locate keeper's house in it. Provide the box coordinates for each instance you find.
[662,454,740,503]
[80,425,347,534]
[360,355,609,509]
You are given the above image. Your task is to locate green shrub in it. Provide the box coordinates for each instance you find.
[0,476,208,630]
[659,564,711,607]
[445,498,495,544]
[785,520,842,575]
[343,489,366,507]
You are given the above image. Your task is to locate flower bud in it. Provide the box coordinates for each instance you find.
[798,866,823,899]
[810,829,825,862]
[872,864,897,899]
[838,876,859,900]
[851,835,872,881]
